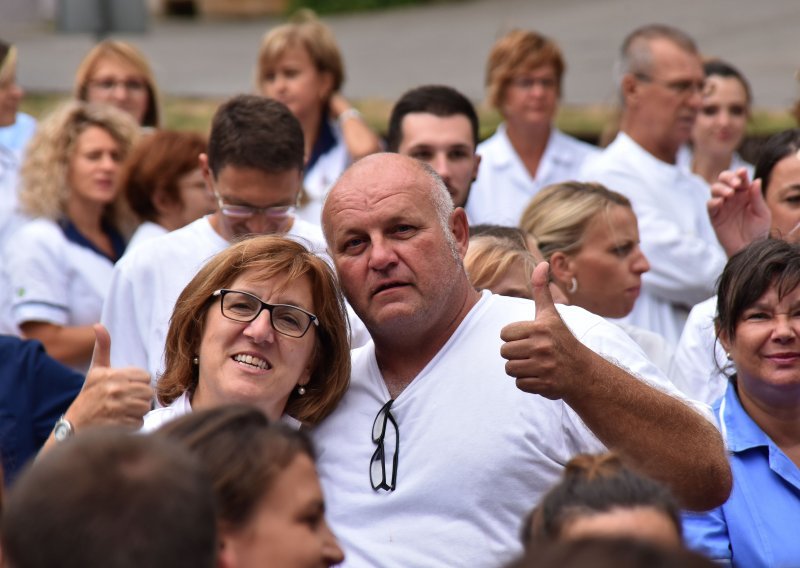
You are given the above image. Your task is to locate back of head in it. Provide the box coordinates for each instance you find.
[156,404,314,531]
[257,9,344,95]
[2,429,217,568]
[386,84,479,151]
[507,538,715,568]
[207,95,304,179]
[485,29,565,109]
[617,24,698,86]
[529,453,680,544]
[520,182,630,259]
[753,128,800,195]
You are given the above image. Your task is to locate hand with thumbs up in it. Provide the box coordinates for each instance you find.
[500,261,591,400]
[45,324,153,448]
[708,167,771,256]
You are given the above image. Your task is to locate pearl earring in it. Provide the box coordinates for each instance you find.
[192,356,199,365]
[568,278,578,294]
[296,385,306,396]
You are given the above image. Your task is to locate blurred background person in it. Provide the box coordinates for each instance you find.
[0,39,35,248]
[257,10,381,225]
[672,129,800,403]
[2,430,218,568]
[466,29,598,226]
[121,129,215,250]
[678,59,754,184]
[520,181,671,372]
[464,234,536,299]
[522,453,683,550]
[157,405,345,568]
[74,39,161,129]
[682,238,800,566]
[144,235,350,430]
[3,102,138,370]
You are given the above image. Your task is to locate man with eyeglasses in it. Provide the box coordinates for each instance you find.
[312,152,731,567]
[580,24,727,345]
[101,95,331,384]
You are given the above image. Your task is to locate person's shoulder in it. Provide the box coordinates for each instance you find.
[118,218,214,268]
[552,129,599,156]
[288,219,326,249]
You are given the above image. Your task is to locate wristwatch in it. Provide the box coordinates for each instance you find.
[53,415,75,442]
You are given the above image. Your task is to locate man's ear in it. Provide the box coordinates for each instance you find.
[199,153,214,189]
[621,73,640,106]
[471,153,481,182]
[450,207,470,258]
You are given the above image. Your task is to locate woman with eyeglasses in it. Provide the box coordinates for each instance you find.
[142,234,351,430]
[682,238,800,566]
[465,29,599,227]
[74,40,161,129]
[156,405,345,568]
[677,59,753,185]
[257,10,381,225]
[3,101,138,371]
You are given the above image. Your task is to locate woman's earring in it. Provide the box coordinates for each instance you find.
[568,277,578,294]
[726,352,732,361]
[296,385,306,396]
[192,356,199,365]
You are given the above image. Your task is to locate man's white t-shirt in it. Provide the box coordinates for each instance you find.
[312,291,706,568]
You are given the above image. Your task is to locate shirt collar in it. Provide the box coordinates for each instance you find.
[716,381,773,453]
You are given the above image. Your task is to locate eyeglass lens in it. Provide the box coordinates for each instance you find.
[219,290,313,338]
[370,399,399,491]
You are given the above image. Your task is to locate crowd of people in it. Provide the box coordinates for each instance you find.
[0,13,798,568]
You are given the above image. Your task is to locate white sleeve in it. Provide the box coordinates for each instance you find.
[8,224,70,326]
[669,298,730,405]
[101,256,149,371]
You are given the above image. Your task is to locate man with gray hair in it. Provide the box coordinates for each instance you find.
[581,25,727,345]
[312,152,731,567]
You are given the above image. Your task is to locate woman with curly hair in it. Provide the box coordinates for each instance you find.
[4,101,139,371]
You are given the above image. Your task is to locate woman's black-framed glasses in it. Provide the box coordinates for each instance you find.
[370,399,399,492]
[212,289,318,338]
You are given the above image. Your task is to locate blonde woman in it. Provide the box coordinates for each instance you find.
[4,102,138,370]
[74,40,161,128]
[521,182,672,372]
[464,234,537,299]
[257,11,380,224]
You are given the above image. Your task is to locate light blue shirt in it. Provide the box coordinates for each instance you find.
[683,383,800,567]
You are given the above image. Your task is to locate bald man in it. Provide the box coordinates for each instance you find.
[311,153,731,567]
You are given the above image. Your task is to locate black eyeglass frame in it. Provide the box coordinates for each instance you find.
[211,289,319,338]
[370,399,399,492]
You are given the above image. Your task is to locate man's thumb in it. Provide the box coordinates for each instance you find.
[90,323,112,369]
[532,261,557,319]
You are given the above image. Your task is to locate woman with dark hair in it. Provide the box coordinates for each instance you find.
[522,453,682,550]
[678,59,754,184]
[156,405,344,567]
[672,129,800,403]
[142,234,351,430]
[682,238,800,566]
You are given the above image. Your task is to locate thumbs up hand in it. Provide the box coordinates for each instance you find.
[500,262,590,400]
[64,324,153,430]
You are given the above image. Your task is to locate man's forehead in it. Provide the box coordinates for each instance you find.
[648,39,702,74]
[401,113,474,144]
